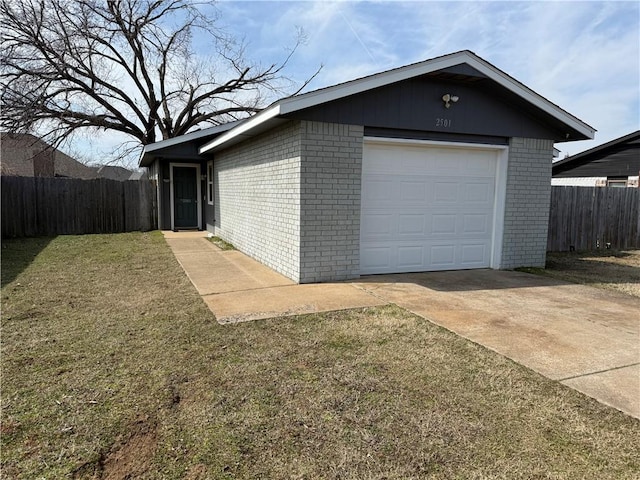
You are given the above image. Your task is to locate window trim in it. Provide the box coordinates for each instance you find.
[207,160,214,205]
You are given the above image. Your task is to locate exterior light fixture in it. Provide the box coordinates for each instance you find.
[442,93,459,108]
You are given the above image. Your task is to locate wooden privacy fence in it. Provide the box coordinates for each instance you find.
[1,176,157,238]
[547,186,640,251]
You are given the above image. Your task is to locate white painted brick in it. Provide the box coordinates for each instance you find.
[213,122,303,282]
[501,137,554,269]
[299,121,364,283]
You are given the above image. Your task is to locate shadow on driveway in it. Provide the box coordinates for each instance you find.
[545,250,640,290]
[358,269,570,292]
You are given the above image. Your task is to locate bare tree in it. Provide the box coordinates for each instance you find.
[0,0,317,160]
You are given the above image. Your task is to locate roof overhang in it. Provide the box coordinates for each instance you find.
[139,121,241,167]
[552,130,640,176]
[200,50,595,155]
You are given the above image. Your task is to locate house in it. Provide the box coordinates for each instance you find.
[140,50,594,283]
[552,130,640,187]
[90,164,135,181]
[0,133,97,179]
[128,170,146,181]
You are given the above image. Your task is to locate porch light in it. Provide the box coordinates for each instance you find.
[442,93,459,108]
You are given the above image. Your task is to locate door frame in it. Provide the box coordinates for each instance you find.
[170,162,202,231]
[361,137,509,271]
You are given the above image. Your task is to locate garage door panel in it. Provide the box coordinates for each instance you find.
[363,211,493,239]
[398,214,426,235]
[461,153,497,175]
[463,214,490,234]
[362,177,394,202]
[461,243,490,266]
[429,244,456,268]
[399,180,427,201]
[431,214,457,234]
[361,142,499,274]
[361,246,392,270]
[365,144,497,175]
[433,182,459,203]
[464,181,493,203]
[361,213,394,236]
[397,246,425,268]
[359,241,494,274]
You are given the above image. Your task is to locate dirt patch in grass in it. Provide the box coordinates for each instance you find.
[101,419,158,480]
[2,233,639,479]
[540,249,640,297]
[71,418,158,480]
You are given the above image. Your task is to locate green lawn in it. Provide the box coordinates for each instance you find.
[2,232,639,479]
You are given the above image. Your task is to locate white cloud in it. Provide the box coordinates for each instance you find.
[484,1,639,155]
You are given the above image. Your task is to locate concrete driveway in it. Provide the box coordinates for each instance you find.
[164,232,639,418]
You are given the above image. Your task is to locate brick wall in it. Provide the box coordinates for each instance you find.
[501,137,554,268]
[213,122,303,281]
[299,122,363,283]
[213,127,553,280]
[212,120,364,283]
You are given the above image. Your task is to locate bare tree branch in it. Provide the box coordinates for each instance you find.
[0,0,319,163]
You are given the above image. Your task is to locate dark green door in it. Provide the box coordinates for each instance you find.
[173,166,198,229]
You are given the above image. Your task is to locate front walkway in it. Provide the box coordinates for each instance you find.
[164,231,640,419]
[163,231,385,323]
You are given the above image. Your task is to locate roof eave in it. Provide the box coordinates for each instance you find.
[465,54,595,141]
[139,121,241,167]
[199,50,595,154]
[553,130,640,171]
[199,105,283,154]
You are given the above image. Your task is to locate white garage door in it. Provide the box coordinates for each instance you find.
[360,141,500,274]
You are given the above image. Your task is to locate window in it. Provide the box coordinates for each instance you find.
[207,160,214,204]
[607,178,627,188]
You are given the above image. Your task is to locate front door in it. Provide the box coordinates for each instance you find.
[172,166,199,229]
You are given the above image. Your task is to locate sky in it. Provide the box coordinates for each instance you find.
[72,0,639,167]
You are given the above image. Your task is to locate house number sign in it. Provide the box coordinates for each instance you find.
[435,118,452,128]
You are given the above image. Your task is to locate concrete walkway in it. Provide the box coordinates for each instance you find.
[163,231,385,323]
[164,232,640,419]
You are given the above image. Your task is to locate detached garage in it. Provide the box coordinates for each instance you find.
[140,50,595,283]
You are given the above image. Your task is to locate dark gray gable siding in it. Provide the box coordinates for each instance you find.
[151,142,202,161]
[283,70,581,142]
[553,136,640,178]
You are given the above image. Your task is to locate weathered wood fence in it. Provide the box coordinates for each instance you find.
[1,176,157,238]
[547,186,640,251]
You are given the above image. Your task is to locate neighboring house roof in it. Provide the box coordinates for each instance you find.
[128,170,146,180]
[1,132,96,179]
[552,130,640,178]
[92,165,134,181]
[199,50,595,154]
[0,133,37,176]
[139,121,241,167]
[56,154,97,179]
